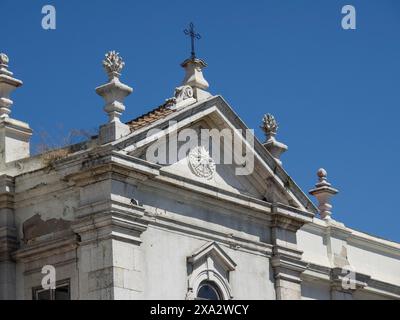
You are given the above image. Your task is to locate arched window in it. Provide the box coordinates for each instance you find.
[197,281,222,300]
[186,242,236,300]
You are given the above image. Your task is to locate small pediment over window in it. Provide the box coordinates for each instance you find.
[186,242,236,300]
[188,241,236,272]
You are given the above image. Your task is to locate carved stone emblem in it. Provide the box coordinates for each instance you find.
[188,146,215,179]
[174,85,193,102]
[166,85,196,109]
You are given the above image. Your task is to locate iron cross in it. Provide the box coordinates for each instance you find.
[184,22,201,59]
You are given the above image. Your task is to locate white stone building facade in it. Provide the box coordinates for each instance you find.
[0,50,399,300]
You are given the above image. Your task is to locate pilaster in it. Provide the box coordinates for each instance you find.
[0,175,17,299]
[68,162,149,300]
[270,205,311,300]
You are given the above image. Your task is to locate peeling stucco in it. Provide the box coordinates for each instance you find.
[22,213,71,242]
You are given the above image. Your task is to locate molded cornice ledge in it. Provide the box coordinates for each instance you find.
[14,232,78,264]
[271,203,314,230]
[72,201,148,246]
[272,255,309,284]
[64,152,160,187]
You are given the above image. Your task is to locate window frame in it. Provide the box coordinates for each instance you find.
[32,279,71,300]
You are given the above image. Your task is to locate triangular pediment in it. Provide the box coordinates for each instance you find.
[188,241,236,272]
[115,95,317,214]
[147,118,265,198]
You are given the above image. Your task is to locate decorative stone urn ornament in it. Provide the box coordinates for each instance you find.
[261,114,288,166]
[102,50,125,81]
[0,53,23,119]
[0,53,11,75]
[96,51,133,123]
[96,51,133,144]
[0,53,32,165]
[261,114,278,138]
[309,168,339,220]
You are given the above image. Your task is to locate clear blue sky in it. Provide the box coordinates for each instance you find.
[2,0,399,242]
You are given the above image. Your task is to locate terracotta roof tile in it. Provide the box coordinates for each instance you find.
[126,102,175,131]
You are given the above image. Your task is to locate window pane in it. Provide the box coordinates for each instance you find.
[36,290,51,300]
[55,285,70,300]
[33,280,71,300]
[197,282,221,300]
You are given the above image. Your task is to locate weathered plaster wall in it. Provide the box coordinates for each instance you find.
[347,243,400,286]
[13,169,78,242]
[140,226,275,300]
[297,227,330,267]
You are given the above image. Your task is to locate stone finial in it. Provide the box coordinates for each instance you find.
[181,58,211,101]
[96,51,133,123]
[0,53,23,119]
[0,53,11,76]
[96,51,132,144]
[261,114,287,166]
[309,168,339,220]
[0,53,9,64]
[0,53,32,166]
[103,50,125,80]
[261,114,278,138]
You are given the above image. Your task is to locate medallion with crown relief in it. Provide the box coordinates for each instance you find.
[188,146,216,179]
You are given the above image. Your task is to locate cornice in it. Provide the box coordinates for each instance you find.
[72,200,148,246]
[64,152,159,187]
[301,217,400,257]
[61,148,313,231]
[302,262,400,299]
[14,232,78,263]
